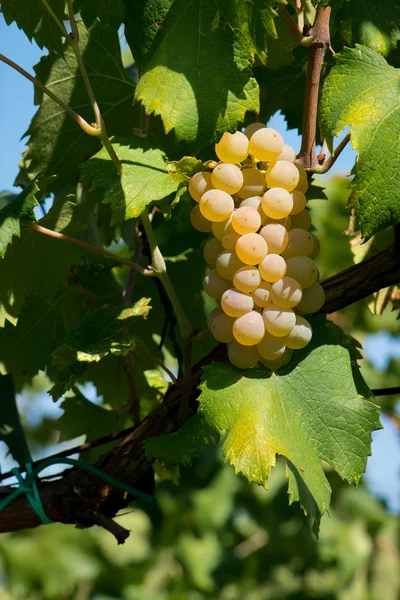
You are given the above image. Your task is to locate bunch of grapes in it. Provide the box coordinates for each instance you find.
[189,124,325,370]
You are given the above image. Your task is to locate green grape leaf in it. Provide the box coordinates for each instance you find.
[1,0,66,54]
[0,180,38,258]
[73,0,124,29]
[124,0,174,71]
[0,374,32,467]
[134,0,259,149]
[320,45,400,238]
[80,138,179,223]
[0,200,86,326]
[197,318,381,533]
[166,157,205,183]
[22,20,136,192]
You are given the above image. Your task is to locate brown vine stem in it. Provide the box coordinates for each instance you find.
[313,133,351,174]
[297,4,331,169]
[0,54,99,137]
[29,223,154,276]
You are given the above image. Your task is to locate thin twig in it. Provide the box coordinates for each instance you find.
[40,0,69,38]
[136,344,178,385]
[313,133,351,174]
[0,54,99,137]
[279,6,313,46]
[371,387,400,397]
[296,0,305,34]
[29,223,154,276]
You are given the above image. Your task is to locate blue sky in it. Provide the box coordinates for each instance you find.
[0,15,399,511]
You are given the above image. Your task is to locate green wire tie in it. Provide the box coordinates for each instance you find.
[0,457,154,525]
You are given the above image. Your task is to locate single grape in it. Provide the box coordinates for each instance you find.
[295,164,309,193]
[253,281,272,307]
[259,223,289,254]
[285,315,312,349]
[290,209,312,231]
[221,288,254,317]
[309,233,320,259]
[222,232,240,250]
[291,190,307,215]
[216,250,245,280]
[265,160,300,192]
[262,187,293,219]
[203,269,231,299]
[259,348,293,370]
[264,215,292,229]
[259,254,287,283]
[212,214,234,240]
[233,265,261,293]
[235,233,268,265]
[240,195,267,224]
[190,205,212,232]
[296,281,325,313]
[232,206,261,235]
[207,306,223,329]
[211,163,244,194]
[257,331,286,360]
[237,168,265,199]
[228,341,260,369]
[200,189,234,222]
[277,144,296,163]
[233,311,265,346]
[281,229,314,258]
[189,171,213,202]
[210,313,235,343]
[203,237,223,268]
[215,131,249,164]
[285,256,318,289]
[270,276,302,308]
[243,122,266,139]
[262,303,296,336]
[249,128,284,161]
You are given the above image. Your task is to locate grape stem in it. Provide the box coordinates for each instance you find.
[312,134,351,174]
[278,6,314,47]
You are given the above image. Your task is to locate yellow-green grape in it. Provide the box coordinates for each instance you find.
[262,187,293,219]
[262,303,296,336]
[228,341,260,369]
[277,144,296,163]
[221,288,254,317]
[285,256,318,288]
[249,127,284,161]
[189,171,213,202]
[296,281,325,313]
[257,331,286,360]
[222,233,240,250]
[210,313,235,343]
[212,214,234,240]
[265,160,300,192]
[259,348,293,370]
[200,189,234,222]
[233,265,261,293]
[270,276,302,308]
[235,233,268,265]
[190,205,212,232]
[237,168,265,199]
[264,215,292,229]
[232,206,261,235]
[203,269,231,299]
[203,237,223,268]
[215,131,249,164]
[215,250,245,280]
[290,209,312,231]
[253,281,272,307]
[240,195,267,224]
[243,122,266,139]
[285,315,312,349]
[309,233,320,259]
[295,164,309,193]
[281,228,314,258]
[259,254,287,283]
[259,223,289,254]
[233,311,265,346]
[207,306,223,329]
[291,190,307,215]
[211,163,244,194]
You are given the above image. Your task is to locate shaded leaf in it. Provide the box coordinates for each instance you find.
[0,374,31,467]
[0,180,38,258]
[73,0,124,29]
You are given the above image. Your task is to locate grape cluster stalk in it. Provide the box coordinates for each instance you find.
[189,125,325,370]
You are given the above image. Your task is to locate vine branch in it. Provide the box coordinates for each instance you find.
[313,133,351,174]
